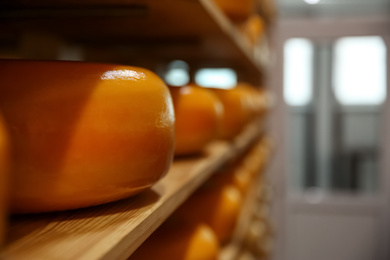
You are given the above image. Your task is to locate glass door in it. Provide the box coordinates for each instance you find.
[273,17,390,260]
[284,35,387,194]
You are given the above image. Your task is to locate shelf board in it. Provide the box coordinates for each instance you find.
[1,119,263,260]
[0,0,264,85]
[219,162,262,260]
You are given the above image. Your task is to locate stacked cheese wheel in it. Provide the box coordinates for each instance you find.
[129,137,272,259]
[170,137,270,246]
[0,60,175,214]
[210,137,270,196]
[170,84,223,156]
[171,83,268,156]
[175,177,243,244]
[128,181,241,260]
[237,137,273,260]
[129,219,219,260]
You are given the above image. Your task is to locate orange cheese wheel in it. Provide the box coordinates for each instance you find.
[129,221,219,260]
[213,87,253,139]
[213,0,254,22]
[212,165,252,195]
[235,83,269,119]
[170,85,223,156]
[212,139,270,194]
[0,60,175,213]
[0,114,9,245]
[231,167,252,194]
[176,183,242,243]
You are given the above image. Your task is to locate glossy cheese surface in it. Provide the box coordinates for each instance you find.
[0,60,175,213]
[213,87,252,139]
[129,221,219,260]
[170,85,223,156]
[176,183,242,243]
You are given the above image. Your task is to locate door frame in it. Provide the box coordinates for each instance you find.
[269,15,390,260]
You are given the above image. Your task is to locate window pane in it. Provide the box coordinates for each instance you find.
[284,38,314,106]
[333,36,386,105]
[165,60,190,86]
[195,68,237,89]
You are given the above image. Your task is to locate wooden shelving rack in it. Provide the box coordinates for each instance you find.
[0,0,275,259]
[0,0,269,85]
[219,172,262,260]
[2,120,263,260]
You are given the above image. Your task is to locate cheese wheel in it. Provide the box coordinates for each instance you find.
[170,85,223,156]
[213,0,254,22]
[0,114,9,245]
[234,83,270,121]
[176,183,242,243]
[212,165,252,195]
[129,221,219,260]
[231,167,252,194]
[213,87,253,139]
[0,60,175,213]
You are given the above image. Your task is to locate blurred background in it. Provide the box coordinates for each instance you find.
[272,0,390,260]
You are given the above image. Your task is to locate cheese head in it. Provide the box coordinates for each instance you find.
[0,60,175,213]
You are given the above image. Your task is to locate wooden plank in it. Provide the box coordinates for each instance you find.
[1,120,263,260]
[219,176,261,260]
[199,0,263,68]
[219,154,264,260]
[219,136,274,260]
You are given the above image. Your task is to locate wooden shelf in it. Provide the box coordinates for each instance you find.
[219,161,263,260]
[1,119,263,260]
[0,1,273,258]
[0,0,264,85]
[219,135,274,260]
